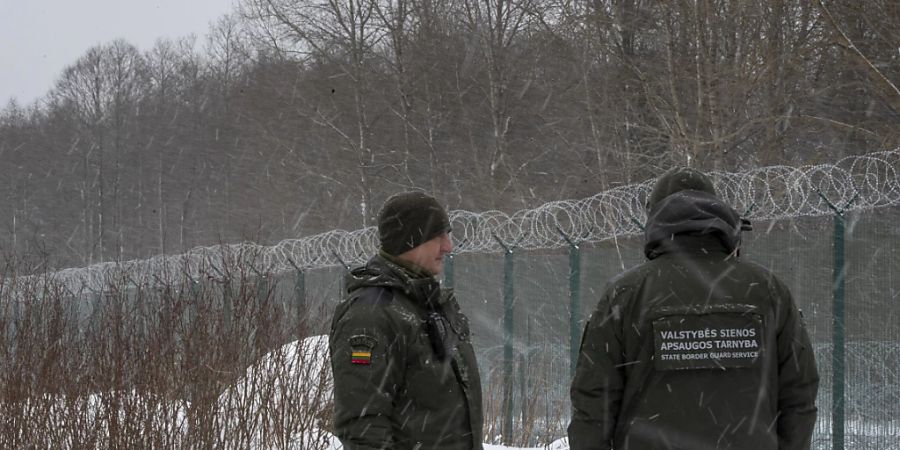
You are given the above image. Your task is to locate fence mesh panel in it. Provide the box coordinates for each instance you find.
[4,152,900,448]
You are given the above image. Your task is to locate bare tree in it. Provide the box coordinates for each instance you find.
[240,0,386,226]
[52,40,146,264]
[460,0,538,181]
[207,14,253,113]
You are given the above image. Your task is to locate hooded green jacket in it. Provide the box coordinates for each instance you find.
[329,254,483,450]
[568,190,819,450]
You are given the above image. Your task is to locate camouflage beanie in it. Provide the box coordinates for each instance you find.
[378,191,451,256]
[647,167,717,209]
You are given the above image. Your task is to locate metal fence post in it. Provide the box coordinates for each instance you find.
[558,227,583,381]
[494,233,521,445]
[188,275,200,326]
[207,258,231,332]
[520,315,530,445]
[287,257,307,334]
[222,278,233,331]
[818,190,857,450]
[295,269,306,330]
[333,251,351,297]
[443,253,455,289]
[256,273,269,304]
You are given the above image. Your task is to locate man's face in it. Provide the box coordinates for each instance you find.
[397,232,452,275]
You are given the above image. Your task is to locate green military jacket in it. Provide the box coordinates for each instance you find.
[329,254,483,450]
[569,190,819,450]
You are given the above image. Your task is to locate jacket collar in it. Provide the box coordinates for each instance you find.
[379,250,433,279]
[347,253,443,309]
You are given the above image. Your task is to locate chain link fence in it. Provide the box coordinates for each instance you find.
[4,150,900,448]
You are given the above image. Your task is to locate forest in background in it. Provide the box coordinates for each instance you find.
[1,0,898,270]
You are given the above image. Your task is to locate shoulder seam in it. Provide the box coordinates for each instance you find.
[354,286,395,305]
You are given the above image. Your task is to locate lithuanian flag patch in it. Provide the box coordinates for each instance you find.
[349,334,377,365]
[351,350,372,364]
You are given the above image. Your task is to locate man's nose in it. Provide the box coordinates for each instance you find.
[442,234,453,253]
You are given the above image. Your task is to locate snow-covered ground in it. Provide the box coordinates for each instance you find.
[229,336,899,450]
[30,335,568,449]
[19,335,899,449]
[232,335,571,449]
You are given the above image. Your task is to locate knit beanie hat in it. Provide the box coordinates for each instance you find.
[647,167,717,209]
[378,191,451,256]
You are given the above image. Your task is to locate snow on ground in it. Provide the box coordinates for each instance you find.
[20,335,565,449]
[22,335,897,449]
[239,336,900,450]
[240,335,571,449]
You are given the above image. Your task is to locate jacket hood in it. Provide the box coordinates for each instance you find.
[643,189,743,260]
[345,254,441,304]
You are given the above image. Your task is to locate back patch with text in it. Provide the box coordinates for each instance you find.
[652,312,763,370]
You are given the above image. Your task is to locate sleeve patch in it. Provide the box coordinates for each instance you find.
[349,334,377,365]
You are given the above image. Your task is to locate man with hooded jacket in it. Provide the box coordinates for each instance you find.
[568,168,819,450]
[329,191,483,450]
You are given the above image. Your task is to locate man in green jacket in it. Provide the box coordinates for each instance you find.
[329,191,483,450]
[569,168,819,450]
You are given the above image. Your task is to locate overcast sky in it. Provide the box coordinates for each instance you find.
[0,0,237,108]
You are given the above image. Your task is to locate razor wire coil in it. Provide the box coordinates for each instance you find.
[10,150,900,294]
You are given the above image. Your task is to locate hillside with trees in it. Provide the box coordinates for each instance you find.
[1,0,897,270]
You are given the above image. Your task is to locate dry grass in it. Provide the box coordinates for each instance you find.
[0,251,334,449]
[481,342,570,447]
